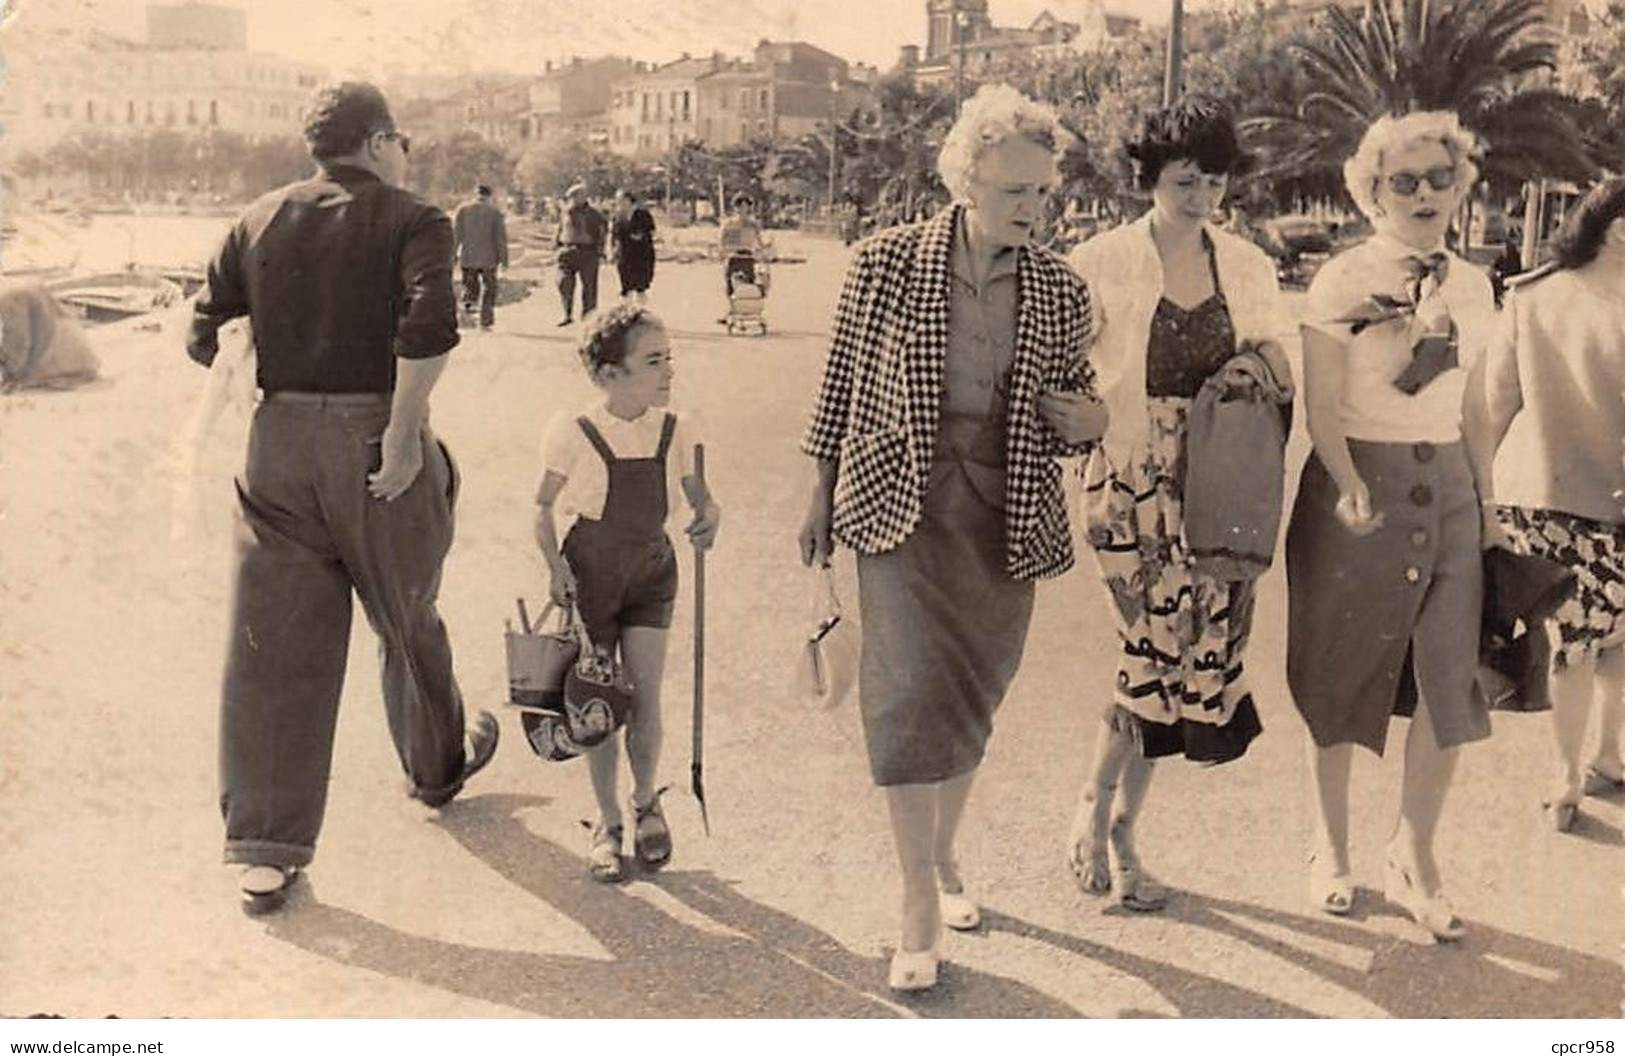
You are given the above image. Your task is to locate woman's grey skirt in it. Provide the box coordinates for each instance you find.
[856,457,1035,786]
[1285,439,1490,754]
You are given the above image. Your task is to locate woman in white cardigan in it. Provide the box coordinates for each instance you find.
[1066,95,1293,910]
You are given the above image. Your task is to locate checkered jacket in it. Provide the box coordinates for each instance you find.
[802,204,1099,580]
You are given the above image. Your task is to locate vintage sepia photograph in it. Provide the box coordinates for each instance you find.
[0,0,1620,1039]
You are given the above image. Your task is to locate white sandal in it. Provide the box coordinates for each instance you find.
[888,946,939,991]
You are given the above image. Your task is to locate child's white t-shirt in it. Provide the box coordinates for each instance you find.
[538,402,699,531]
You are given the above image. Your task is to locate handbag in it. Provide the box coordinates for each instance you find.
[1184,347,1293,582]
[1477,547,1578,713]
[793,567,860,710]
[562,643,635,750]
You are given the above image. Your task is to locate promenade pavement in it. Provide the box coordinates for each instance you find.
[1,229,1618,1018]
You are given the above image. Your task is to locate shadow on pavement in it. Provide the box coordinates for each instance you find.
[265,793,1079,1017]
[264,794,1618,1017]
[988,887,1619,1018]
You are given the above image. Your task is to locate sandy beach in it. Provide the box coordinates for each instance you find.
[0,216,1619,1018]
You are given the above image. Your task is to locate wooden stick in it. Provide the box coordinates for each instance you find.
[691,443,710,835]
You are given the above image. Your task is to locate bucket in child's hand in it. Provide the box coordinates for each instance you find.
[506,600,580,709]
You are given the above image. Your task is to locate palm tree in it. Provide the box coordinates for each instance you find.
[1244,0,1603,190]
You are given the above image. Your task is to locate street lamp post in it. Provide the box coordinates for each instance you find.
[1162,0,1185,106]
[952,9,969,118]
[826,78,840,219]
[666,114,676,207]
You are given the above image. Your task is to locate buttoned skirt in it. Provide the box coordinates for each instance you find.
[856,423,1034,786]
[1285,439,1489,754]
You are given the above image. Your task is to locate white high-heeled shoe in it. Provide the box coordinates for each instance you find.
[888,945,940,991]
[939,888,981,931]
[936,860,981,930]
[1308,852,1354,916]
[1383,853,1464,942]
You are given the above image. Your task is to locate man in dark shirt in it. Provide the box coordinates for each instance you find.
[453,183,508,330]
[554,181,606,325]
[187,81,498,915]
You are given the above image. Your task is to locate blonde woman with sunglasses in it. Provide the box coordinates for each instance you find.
[1284,111,1497,941]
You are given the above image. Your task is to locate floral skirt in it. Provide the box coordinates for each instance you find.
[1496,506,1625,669]
[1081,398,1262,763]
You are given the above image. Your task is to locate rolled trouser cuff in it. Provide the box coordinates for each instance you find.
[224,838,313,869]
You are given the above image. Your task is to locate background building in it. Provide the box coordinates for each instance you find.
[528,56,640,149]
[0,2,326,155]
[902,0,1139,86]
[608,55,713,157]
[610,41,857,157]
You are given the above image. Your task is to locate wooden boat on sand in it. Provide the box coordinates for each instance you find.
[45,270,184,323]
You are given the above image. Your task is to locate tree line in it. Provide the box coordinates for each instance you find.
[15,0,1625,225]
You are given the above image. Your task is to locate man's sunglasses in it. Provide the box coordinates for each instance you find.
[1386,165,1456,197]
[376,129,411,156]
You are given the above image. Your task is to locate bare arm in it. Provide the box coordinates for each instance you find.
[1301,325,1380,532]
[1461,355,1518,510]
[1461,307,1524,546]
[534,470,576,605]
[681,472,721,550]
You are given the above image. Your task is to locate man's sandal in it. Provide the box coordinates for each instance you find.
[585,821,625,883]
[632,787,673,870]
[239,865,301,916]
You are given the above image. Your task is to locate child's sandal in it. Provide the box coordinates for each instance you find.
[584,821,625,883]
[632,787,673,870]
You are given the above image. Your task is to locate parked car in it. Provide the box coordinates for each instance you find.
[1258,214,1365,289]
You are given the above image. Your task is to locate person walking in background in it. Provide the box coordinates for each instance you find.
[717,193,766,320]
[186,81,499,916]
[610,189,657,304]
[1285,111,1496,940]
[534,304,720,882]
[453,183,508,330]
[1064,95,1294,912]
[1466,177,1625,832]
[798,85,1105,992]
[556,182,607,326]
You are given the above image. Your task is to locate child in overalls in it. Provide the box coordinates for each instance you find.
[534,304,721,882]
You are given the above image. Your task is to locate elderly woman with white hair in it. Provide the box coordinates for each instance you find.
[1286,111,1497,940]
[798,84,1105,991]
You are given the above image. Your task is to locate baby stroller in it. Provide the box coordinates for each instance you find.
[722,249,770,336]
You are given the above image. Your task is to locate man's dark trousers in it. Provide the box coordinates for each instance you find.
[557,246,599,318]
[462,266,498,327]
[219,396,468,869]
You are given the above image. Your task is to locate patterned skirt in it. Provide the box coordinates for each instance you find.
[1081,397,1263,763]
[1496,506,1625,669]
